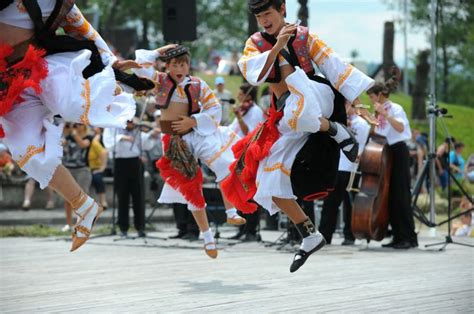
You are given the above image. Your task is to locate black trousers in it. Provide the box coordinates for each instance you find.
[114,157,145,233]
[172,203,199,235]
[237,209,260,236]
[389,142,417,243]
[319,171,353,244]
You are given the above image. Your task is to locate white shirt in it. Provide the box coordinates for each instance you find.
[229,103,266,138]
[214,89,233,125]
[374,101,412,145]
[103,128,157,159]
[339,114,371,172]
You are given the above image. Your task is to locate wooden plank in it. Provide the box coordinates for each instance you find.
[1,229,473,312]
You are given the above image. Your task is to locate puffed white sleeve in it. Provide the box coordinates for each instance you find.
[237,38,273,86]
[307,33,374,102]
[191,80,222,136]
[132,49,161,81]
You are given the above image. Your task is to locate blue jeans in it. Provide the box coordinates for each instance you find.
[438,170,448,190]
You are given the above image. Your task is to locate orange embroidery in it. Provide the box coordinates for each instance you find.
[314,48,333,67]
[207,132,237,165]
[263,163,291,176]
[80,80,91,125]
[335,65,354,91]
[287,84,305,131]
[242,60,248,80]
[203,101,219,111]
[309,37,327,58]
[16,145,45,169]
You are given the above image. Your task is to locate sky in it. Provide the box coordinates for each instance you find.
[285,0,431,65]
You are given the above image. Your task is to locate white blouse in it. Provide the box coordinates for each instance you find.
[374,101,412,145]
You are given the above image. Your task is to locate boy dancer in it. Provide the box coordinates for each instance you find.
[133,45,246,258]
[0,0,149,251]
[223,0,374,272]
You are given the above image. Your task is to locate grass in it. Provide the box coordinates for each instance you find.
[0,225,112,238]
[197,72,473,157]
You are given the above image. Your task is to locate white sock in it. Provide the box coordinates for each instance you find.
[330,123,354,153]
[74,195,99,238]
[225,208,238,218]
[202,229,216,249]
[300,231,324,253]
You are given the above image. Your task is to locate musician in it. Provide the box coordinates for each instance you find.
[319,101,370,245]
[103,118,160,238]
[132,45,246,258]
[222,0,375,272]
[229,83,266,137]
[367,78,418,249]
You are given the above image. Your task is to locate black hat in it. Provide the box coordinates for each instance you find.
[159,45,189,62]
[248,0,284,14]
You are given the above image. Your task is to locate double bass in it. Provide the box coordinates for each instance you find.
[351,134,392,241]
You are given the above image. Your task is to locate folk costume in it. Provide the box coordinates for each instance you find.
[0,0,147,188]
[0,0,155,251]
[222,24,374,216]
[133,47,243,218]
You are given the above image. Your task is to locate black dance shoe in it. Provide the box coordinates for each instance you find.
[393,241,412,249]
[289,219,326,273]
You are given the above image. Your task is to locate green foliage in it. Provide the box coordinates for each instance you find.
[387,0,474,106]
[0,225,111,238]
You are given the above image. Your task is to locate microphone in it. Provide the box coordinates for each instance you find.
[428,107,448,115]
[221,98,236,105]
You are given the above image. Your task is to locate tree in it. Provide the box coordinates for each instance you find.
[412,50,430,120]
[387,0,474,106]
[298,0,309,26]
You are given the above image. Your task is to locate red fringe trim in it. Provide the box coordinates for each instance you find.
[221,107,283,213]
[155,134,206,209]
[0,44,48,138]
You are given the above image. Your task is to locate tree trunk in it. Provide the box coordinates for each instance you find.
[104,0,120,37]
[141,17,149,49]
[297,0,308,27]
[412,50,430,120]
[383,22,396,81]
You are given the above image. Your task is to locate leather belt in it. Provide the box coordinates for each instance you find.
[160,120,193,136]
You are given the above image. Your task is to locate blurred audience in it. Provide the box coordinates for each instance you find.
[88,127,108,209]
[61,123,93,232]
[213,76,233,125]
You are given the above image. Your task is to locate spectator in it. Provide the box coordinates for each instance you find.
[22,178,55,210]
[62,123,93,232]
[436,137,455,190]
[213,76,233,125]
[88,128,108,209]
[450,142,465,181]
[451,197,473,237]
[0,143,14,179]
[147,110,164,199]
[466,154,474,184]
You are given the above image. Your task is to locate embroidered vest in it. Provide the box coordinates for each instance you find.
[250,26,314,83]
[155,73,201,115]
